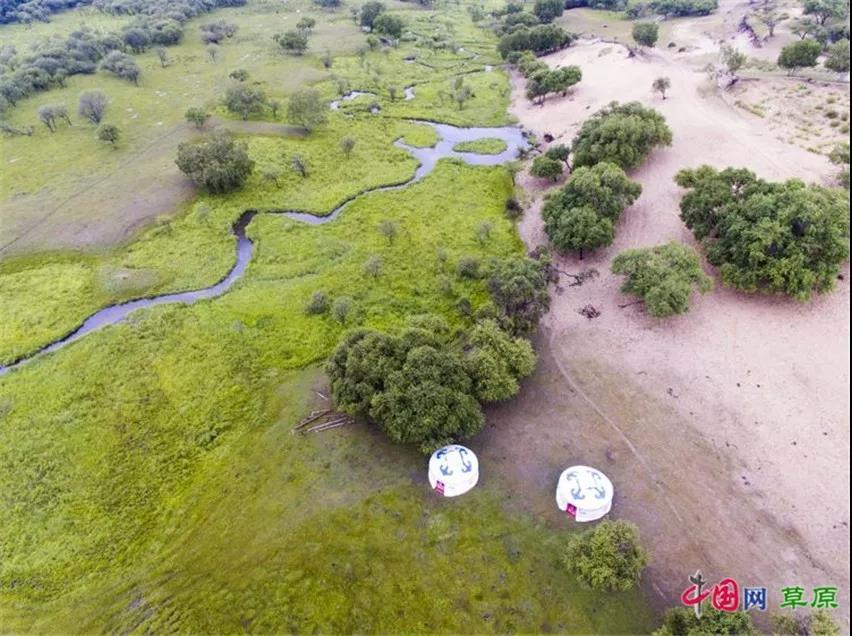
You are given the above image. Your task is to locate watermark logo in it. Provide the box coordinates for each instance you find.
[680,572,839,616]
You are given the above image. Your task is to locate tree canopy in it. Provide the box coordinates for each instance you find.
[224,84,266,120]
[653,608,758,636]
[676,166,850,300]
[542,162,642,256]
[632,22,659,47]
[612,243,713,317]
[825,38,850,73]
[175,132,255,193]
[498,24,575,58]
[572,101,672,170]
[533,0,565,22]
[562,520,649,591]
[486,255,551,336]
[326,314,537,453]
[287,89,327,131]
[778,39,822,71]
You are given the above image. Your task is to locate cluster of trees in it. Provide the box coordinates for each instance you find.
[516,51,582,104]
[612,243,712,317]
[0,0,244,114]
[1,0,88,24]
[625,0,718,18]
[220,84,325,130]
[676,166,850,300]
[542,162,642,257]
[175,131,254,193]
[326,253,550,452]
[31,89,121,143]
[562,520,649,591]
[498,24,575,58]
[654,606,839,636]
[564,0,717,16]
[778,37,850,73]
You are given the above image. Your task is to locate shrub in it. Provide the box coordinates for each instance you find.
[304,291,330,315]
[372,13,405,38]
[185,106,210,129]
[175,132,255,193]
[654,608,757,635]
[533,0,565,23]
[457,256,481,279]
[778,39,822,71]
[332,297,354,324]
[274,29,309,54]
[530,155,564,181]
[825,38,850,73]
[562,520,649,591]
[632,22,659,47]
[612,243,713,317]
[97,123,120,146]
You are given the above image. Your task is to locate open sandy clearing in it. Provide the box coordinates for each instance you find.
[510,38,850,626]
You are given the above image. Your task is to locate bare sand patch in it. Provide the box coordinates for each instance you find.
[507,38,849,626]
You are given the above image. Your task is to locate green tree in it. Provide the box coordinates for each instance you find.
[370,345,484,453]
[372,13,405,38]
[464,319,536,402]
[652,76,671,99]
[531,155,564,181]
[533,0,565,22]
[175,132,255,193]
[632,22,659,47]
[544,162,642,220]
[825,38,850,73]
[545,143,571,163]
[304,291,330,315]
[544,205,613,258]
[778,39,822,72]
[287,89,328,131]
[296,16,317,33]
[720,43,746,73]
[486,256,551,335]
[562,520,649,591]
[97,123,120,146]
[676,165,850,300]
[772,609,841,636]
[803,0,848,25]
[360,1,386,28]
[572,101,672,170]
[224,84,266,120]
[185,106,210,129]
[340,135,357,158]
[611,243,713,317]
[654,608,758,635]
[274,29,309,54]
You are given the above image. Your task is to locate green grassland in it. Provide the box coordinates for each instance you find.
[0,0,655,631]
[452,136,509,154]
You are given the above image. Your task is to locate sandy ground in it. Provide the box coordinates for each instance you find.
[507,38,850,627]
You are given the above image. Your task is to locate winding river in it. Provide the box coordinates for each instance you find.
[0,121,529,376]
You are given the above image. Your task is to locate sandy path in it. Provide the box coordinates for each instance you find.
[509,39,850,626]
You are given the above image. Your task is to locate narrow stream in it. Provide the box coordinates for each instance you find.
[0,121,529,376]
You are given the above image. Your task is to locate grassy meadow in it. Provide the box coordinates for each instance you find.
[0,0,655,631]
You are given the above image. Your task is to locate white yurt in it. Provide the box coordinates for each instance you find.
[555,465,614,522]
[428,444,479,497]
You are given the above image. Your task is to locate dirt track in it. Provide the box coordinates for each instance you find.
[505,38,850,627]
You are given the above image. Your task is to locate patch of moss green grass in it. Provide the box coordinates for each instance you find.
[452,137,510,154]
